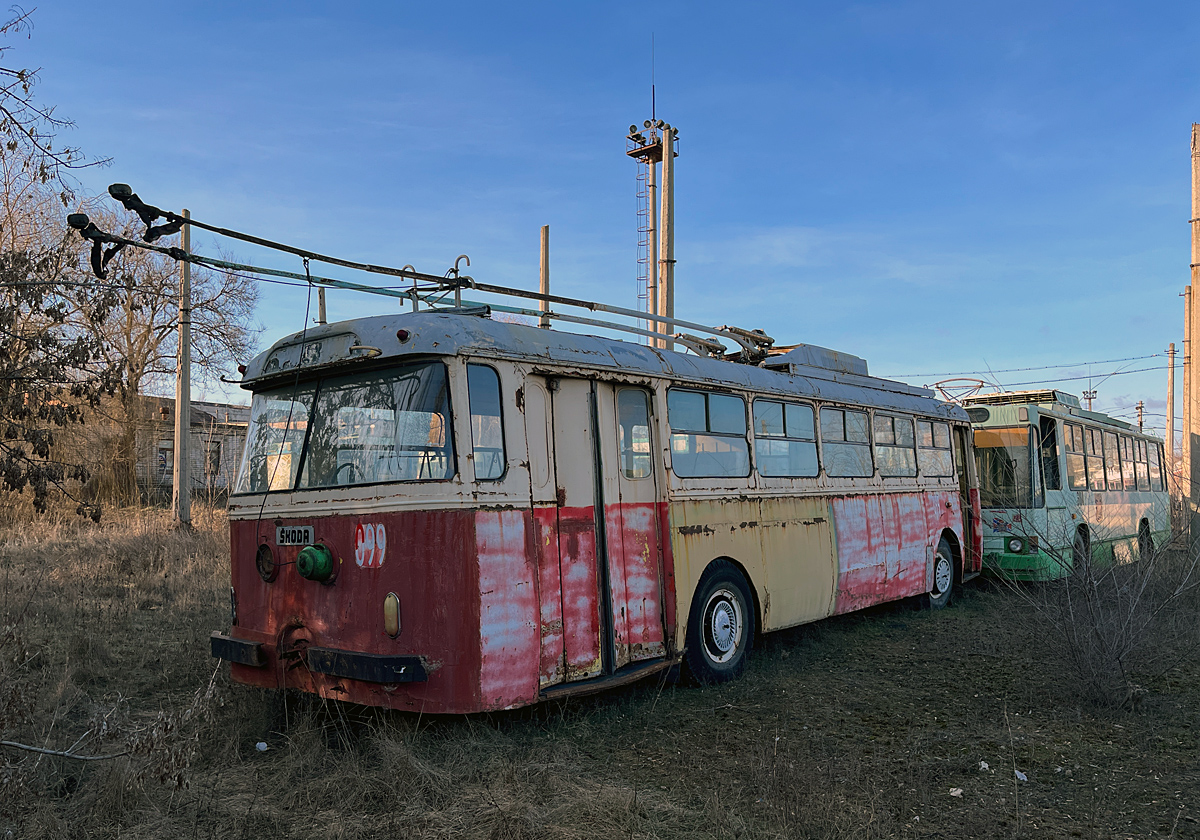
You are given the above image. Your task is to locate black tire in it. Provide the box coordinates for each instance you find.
[925,536,954,610]
[1072,527,1091,576]
[1138,520,1153,563]
[684,560,755,685]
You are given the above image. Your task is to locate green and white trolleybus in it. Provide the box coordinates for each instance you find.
[963,389,1169,581]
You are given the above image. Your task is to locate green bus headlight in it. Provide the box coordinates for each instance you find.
[1007,538,1025,554]
[297,544,334,582]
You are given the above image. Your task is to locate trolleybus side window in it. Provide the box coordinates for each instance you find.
[873,414,916,477]
[667,389,750,478]
[1134,439,1150,491]
[235,383,317,493]
[1084,428,1106,492]
[1149,442,1164,492]
[467,364,506,481]
[820,407,872,477]
[1039,417,1061,491]
[1064,423,1086,490]
[1119,436,1137,491]
[1102,431,1122,492]
[973,426,1033,509]
[916,420,954,476]
[753,399,818,478]
[617,388,653,479]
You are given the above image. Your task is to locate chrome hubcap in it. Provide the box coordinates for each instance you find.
[703,588,743,663]
[933,553,952,594]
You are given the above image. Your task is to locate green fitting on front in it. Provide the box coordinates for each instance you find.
[296,544,334,582]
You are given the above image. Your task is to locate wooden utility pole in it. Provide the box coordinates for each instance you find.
[1167,342,1176,488]
[172,210,192,527]
[1189,123,1200,544]
[657,125,675,353]
[539,225,550,328]
[1184,287,1191,504]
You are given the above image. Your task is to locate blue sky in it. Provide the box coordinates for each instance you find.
[18,2,1200,439]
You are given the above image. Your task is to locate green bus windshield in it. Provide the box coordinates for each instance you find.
[974,426,1034,509]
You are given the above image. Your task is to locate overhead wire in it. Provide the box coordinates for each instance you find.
[885,353,1163,379]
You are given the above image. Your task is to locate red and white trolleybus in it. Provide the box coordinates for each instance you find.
[212,308,982,713]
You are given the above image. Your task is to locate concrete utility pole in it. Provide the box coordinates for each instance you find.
[539,225,551,329]
[317,287,327,325]
[1189,123,1200,544]
[173,210,192,527]
[657,125,675,353]
[1167,342,1176,488]
[1137,400,1145,432]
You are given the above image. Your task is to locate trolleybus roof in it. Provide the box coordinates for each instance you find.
[241,310,966,421]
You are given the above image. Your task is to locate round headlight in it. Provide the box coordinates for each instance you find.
[1007,538,1025,554]
[256,544,277,582]
[297,544,335,582]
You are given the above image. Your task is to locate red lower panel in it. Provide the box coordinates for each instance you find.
[227,500,675,712]
[531,506,565,686]
[229,509,483,713]
[475,510,540,710]
[605,502,667,662]
[555,506,603,679]
[831,491,961,614]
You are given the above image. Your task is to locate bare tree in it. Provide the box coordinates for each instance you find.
[0,8,119,517]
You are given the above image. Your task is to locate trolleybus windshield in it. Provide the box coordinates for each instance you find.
[234,362,454,493]
[974,426,1034,509]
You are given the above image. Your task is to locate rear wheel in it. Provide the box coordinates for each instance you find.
[685,560,755,684]
[925,536,954,610]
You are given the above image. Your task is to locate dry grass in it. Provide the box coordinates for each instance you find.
[3,508,1199,838]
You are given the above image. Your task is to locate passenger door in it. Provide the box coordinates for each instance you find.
[524,377,668,688]
[595,385,668,669]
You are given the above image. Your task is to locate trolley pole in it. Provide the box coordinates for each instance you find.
[539,225,551,329]
[1189,123,1200,546]
[657,125,675,353]
[172,209,192,527]
[1167,342,1176,492]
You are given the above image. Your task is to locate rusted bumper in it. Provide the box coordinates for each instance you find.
[211,631,265,667]
[306,647,428,683]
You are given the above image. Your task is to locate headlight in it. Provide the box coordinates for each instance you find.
[297,544,335,582]
[256,544,277,582]
[1007,538,1025,554]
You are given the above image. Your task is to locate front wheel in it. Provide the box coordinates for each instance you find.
[925,537,954,610]
[685,560,755,685]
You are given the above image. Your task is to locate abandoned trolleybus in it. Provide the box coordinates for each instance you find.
[964,389,1169,581]
[212,309,983,713]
